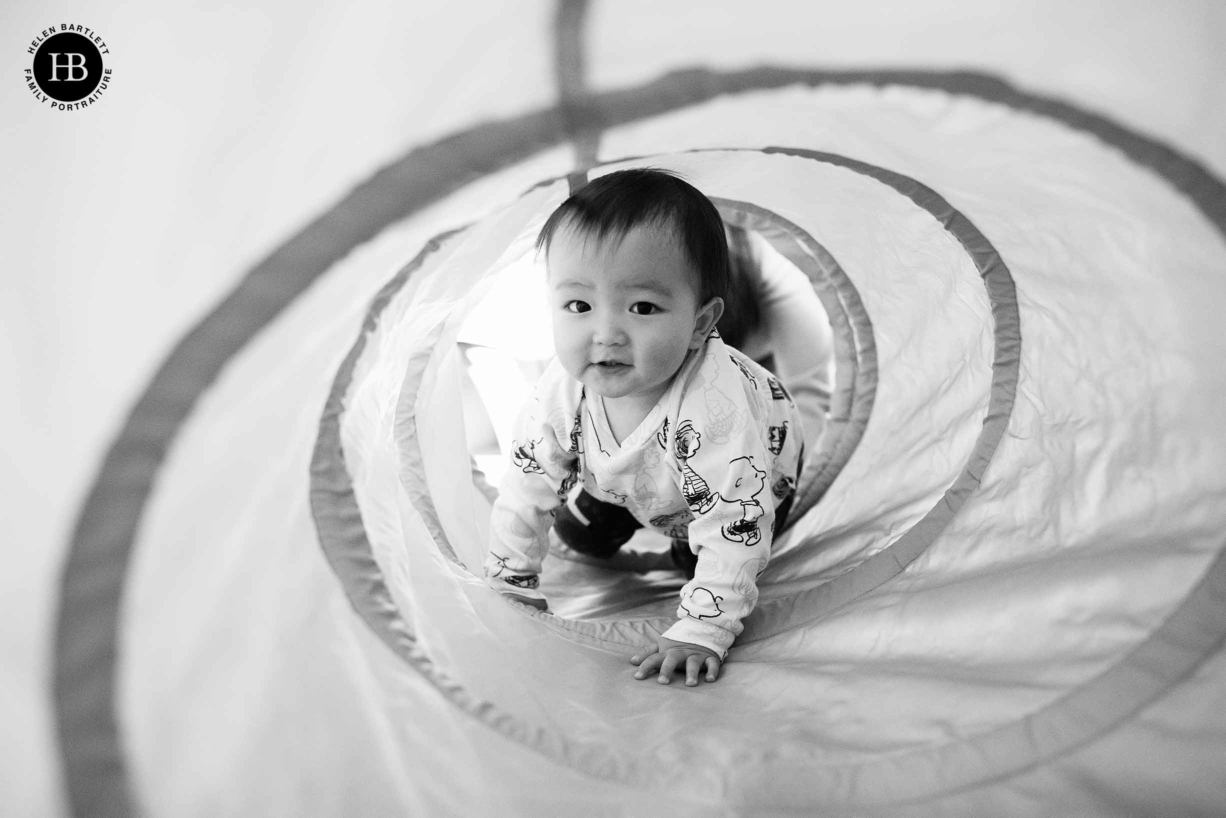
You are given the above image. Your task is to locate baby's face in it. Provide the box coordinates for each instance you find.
[546,224,719,413]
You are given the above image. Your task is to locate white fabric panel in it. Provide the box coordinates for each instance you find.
[2,2,557,813]
[120,151,574,815]
[587,0,1226,178]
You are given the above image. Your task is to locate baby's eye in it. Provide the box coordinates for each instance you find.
[563,300,591,314]
[629,302,660,316]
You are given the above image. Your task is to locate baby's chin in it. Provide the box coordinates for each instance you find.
[584,373,679,410]
[576,368,643,400]
[578,374,635,399]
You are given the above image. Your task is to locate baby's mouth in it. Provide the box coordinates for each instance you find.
[593,360,630,370]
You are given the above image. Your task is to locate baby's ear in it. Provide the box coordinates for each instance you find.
[691,297,724,348]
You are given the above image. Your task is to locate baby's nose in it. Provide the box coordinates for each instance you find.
[592,313,627,345]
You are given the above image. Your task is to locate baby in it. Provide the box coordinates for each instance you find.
[484,168,805,686]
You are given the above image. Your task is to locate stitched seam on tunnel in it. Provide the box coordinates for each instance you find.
[555,0,599,187]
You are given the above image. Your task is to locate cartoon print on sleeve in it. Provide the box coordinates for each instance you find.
[703,380,746,444]
[488,552,540,590]
[730,354,759,391]
[487,553,512,578]
[731,555,770,609]
[557,462,579,501]
[717,456,768,546]
[767,375,791,402]
[768,421,788,456]
[591,478,627,505]
[680,587,724,620]
[569,411,584,454]
[649,509,694,539]
[511,438,544,474]
[696,545,724,576]
[631,445,669,512]
[676,437,770,546]
[674,421,715,514]
[545,405,586,457]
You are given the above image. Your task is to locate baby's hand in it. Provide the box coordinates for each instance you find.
[505,593,549,612]
[630,637,722,686]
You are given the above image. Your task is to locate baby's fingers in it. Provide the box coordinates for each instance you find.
[656,651,681,684]
[684,654,706,686]
[703,655,722,683]
[633,652,664,680]
[629,644,660,666]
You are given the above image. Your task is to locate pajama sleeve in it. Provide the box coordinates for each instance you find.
[663,352,776,659]
[483,366,581,603]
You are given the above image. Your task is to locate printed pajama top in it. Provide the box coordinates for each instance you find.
[484,333,805,658]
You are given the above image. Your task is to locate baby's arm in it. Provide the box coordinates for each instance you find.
[658,452,775,668]
[485,475,560,607]
[630,500,769,687]
[642,351,778,678]
[484,376,581,608]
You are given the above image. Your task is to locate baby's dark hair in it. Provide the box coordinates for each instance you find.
[535,168,730,304]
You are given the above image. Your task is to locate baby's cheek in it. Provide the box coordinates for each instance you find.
[644,330,693,376]
[552,328,586,377]
[557,350,586,381]
[641,347,680,382]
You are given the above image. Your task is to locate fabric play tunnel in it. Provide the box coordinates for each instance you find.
[16,2,1226,816]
